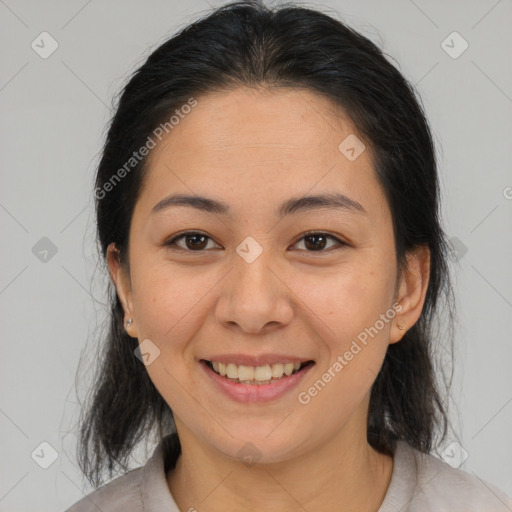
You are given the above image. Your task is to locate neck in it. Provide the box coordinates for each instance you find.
[167,408,394,512]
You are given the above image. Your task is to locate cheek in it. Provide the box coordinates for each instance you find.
[130,258,211,340]
[293,267,394,426]
[128,262,210,410]
[291,256,396,343]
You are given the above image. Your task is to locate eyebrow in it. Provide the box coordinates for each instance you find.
[150,192,366,217]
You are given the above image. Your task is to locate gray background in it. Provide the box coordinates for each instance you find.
[1,0,511,510]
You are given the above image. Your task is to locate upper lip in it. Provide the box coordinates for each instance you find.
[201,354,314,367]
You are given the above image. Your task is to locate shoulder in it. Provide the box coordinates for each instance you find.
[64,466,144,512]
[63,435,181,512]
[384,441,512,512]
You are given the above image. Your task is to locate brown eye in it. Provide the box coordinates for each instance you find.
[294,232,345,252]
[164,231,345,253]
[183,233,208,250]
[165,232,218,251]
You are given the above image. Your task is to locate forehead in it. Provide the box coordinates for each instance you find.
[136,86,387,219]
[154,86,355,157]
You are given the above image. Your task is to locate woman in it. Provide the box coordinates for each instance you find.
[65,1,512,510]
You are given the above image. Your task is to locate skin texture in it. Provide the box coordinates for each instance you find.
[107,86,430,512]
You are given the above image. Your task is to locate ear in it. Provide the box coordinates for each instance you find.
[389,245,430,344]
[106,242,137,338]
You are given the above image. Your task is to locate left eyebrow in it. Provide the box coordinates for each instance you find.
[277,192,366,217]
[150,192,366,217]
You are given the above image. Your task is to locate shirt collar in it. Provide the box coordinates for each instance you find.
[139,436,416,511]
[140,435,181,511]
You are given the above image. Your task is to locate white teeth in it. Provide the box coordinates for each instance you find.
[283,363,294,376]
[238,365,254,381]
[271,363,284,377]
[208,360,307,383]
[226,363,238,379]
[254,365,272,381]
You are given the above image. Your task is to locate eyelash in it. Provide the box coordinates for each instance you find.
[164,231,347,254]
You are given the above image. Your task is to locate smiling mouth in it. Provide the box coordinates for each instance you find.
[201,359,315,385]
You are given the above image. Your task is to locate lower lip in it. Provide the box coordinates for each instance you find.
[200,360,315,403]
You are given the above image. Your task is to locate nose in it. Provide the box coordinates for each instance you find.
[214,248,294,335]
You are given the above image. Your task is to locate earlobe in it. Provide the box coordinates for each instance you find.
[389,318,407,345]
[390,245,430,344]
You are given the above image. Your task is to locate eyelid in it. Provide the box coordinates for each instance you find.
[164,230,347,252]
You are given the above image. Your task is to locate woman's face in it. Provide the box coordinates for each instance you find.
[109,87,427,463]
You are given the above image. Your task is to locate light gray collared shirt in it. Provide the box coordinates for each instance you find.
[65,436,512,511]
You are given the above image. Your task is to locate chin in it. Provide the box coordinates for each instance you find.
[207,424,314,465]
